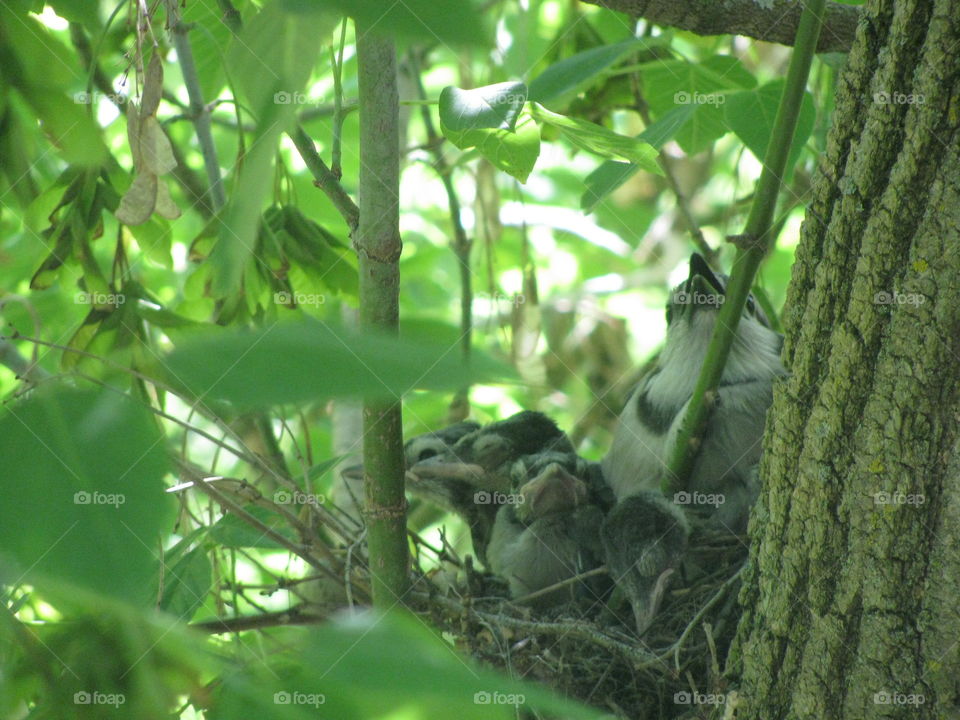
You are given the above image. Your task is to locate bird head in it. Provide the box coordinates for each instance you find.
[601,492,690,634]
[661,253,783,387]
[406,411,574,493]
[510,451,589,524]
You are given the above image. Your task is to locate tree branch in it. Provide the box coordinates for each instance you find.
[289,125,361,235]
[354,23,409,607]
[580,0,857,53]
[664,0,826,492]
[165,0,227,212]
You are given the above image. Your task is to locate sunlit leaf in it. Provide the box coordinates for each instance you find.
[724,80,816,176]
[639,55,756,154]
[439,82,528,137]
[532,104,661,171]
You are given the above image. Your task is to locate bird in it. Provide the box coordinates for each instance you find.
[486,450,613,606]
[602,253,787,533]
[405,411,578,567]
[403,420,483,465]
[600,491,690,634]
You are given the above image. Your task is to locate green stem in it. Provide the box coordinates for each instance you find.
[166,0,226,212]
[354,22,409,607]
[288,125,360,234]
[662,0,826,494]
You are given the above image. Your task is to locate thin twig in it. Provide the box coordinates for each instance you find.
[165,0,226,211]
[289,125,360,234]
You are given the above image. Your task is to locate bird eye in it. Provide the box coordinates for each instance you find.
[417,448,439,462]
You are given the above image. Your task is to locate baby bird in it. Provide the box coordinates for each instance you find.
[486,451,612,606]
[602,253,787,533]
[406,411,577,566]
[600,491,690,634]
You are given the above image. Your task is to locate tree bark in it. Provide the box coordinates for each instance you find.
[728,1,960,718]
[579,0,859,53]
[354,24,409,607]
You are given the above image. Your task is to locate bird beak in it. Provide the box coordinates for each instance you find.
[515,463,587,523]
[406,456,489,486]
[688,252,724,294]
[340,462,364,481]
[672,254,725,325]
[632,567,676,634]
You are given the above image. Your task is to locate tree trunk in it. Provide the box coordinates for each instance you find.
[728,1,960,718]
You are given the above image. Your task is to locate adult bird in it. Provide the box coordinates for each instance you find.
[602,253,787,533]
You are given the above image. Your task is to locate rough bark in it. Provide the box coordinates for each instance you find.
[580,0,859,53]
[727,1,960,718]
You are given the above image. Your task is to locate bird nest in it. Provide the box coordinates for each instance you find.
[406,527,748,720]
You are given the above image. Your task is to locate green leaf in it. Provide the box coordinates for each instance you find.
[22,90,107,165]
[47,0,100,26]
[580,104,696,211]
[214,1,329,296]
[318,0,485,45]
[439,82,528,137]
[531,104,662,171]
[0,386,173,604]
[639,55,756,154]
[208,505,298,549]
[469,115,541,183]
[528,37,658,105]
[724,80,816,177]
[209,611,604,720]
[159,546,213,621]
[581,161,637,212]
[439,85,540,183]
[162,320,513,408]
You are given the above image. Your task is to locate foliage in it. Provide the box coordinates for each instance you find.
[0,0,835,717]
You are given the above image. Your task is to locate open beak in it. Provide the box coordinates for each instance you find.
[688,252,724,294]
[515,464,587,523]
